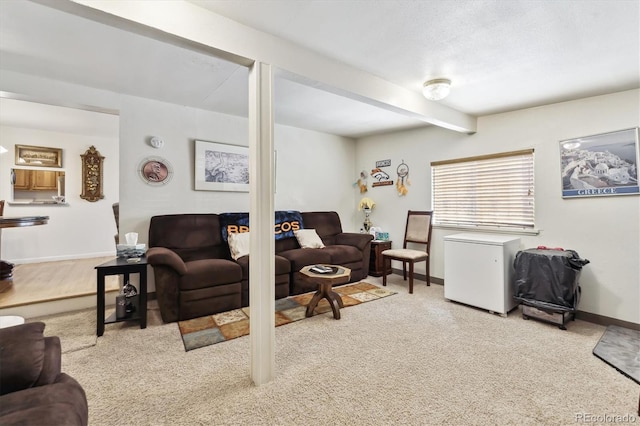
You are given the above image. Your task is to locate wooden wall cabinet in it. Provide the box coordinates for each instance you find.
[31,170,59,190]
[13,169,31,190]
[13,169,63,191]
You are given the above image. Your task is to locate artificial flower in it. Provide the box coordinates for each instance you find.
[358,197,376,210]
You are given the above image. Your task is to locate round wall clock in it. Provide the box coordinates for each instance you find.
[138,156,173,185]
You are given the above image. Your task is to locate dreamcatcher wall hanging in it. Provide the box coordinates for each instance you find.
[396,160,410,196]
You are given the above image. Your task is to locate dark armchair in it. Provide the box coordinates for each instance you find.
[0,322,88,426]
[147,214,243,323]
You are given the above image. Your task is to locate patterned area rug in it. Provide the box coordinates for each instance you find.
[178,282,396,351]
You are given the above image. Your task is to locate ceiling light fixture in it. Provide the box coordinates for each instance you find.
[422,78,451,101]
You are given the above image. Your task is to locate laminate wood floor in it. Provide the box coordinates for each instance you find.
[0,257,120,308]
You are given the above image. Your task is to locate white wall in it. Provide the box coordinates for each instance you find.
[0,125,119,262]
[117,96,356,292]
[1,72,357,293]
[118,95,357,239]
[355,90,640,324]
[274,124,357,224]
[4,71,636,324]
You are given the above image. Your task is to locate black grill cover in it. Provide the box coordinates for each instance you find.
[514,248,590,312]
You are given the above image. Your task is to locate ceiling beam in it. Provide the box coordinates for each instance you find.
[35,0,476,134]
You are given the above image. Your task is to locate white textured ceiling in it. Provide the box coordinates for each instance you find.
[192,0,640,115]
[0,0,638,138]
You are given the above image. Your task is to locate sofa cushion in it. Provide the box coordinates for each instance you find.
[33,337,62,388]
[149,214,229,261]
[237,255,291,306]
[179,283,242,320]
[322,244,363,264]
[300,211,343,245]
[0,322,45,395]
[228,232,251,260]
[235,255,291,280]
[0,373,88,426]
[294,229,325,249]
[275,236,300,253]
[279,248,332,271]
[180,259,242,291]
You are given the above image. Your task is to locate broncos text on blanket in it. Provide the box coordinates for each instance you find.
[219,211,304,241]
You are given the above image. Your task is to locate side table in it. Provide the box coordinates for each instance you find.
[369,240,392,277]
[300,265,351,320]
[95,257,147,336]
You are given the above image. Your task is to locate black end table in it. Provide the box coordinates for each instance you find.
[95,257,148,336]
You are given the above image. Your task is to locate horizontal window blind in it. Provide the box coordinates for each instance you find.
[431,150,535,229]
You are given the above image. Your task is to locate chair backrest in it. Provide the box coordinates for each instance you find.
[403,211,433,252]
[112,202,119,245]
[0,200,4,216]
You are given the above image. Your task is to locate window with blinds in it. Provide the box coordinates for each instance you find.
[431,149,535,229]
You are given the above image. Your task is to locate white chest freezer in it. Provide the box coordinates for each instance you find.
[443,233,521,315]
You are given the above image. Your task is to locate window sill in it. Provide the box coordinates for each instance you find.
[433,224,540,236]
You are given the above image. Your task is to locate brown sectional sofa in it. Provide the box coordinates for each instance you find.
[0,322,89,426]
[147,211,372,323]
[277,212,371,294]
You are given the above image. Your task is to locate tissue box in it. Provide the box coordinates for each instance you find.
[375,232,389,241]
[117,244,146,258]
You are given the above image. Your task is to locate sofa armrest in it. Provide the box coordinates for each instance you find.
[0,322,47,395]
[146,247,187,275]
[33,336,62,387]
[335,232,373,250]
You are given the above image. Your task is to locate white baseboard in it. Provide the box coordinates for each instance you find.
[0,292,117,319]
[10,251,116,265]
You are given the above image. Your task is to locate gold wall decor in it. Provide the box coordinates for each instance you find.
[15,144,63,167]
[80,145,105,202]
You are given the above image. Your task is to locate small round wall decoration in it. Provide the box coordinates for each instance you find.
[138,156,173,186]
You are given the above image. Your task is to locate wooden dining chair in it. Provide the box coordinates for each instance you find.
[381,210,433,293]
[112,202,119,245]
[0,200,5,216]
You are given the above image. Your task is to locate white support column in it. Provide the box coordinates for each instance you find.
[248,61,275,385]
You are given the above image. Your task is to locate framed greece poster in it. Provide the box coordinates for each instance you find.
[559,128,639,198]
[194,140,249,192]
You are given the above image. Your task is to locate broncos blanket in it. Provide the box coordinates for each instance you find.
[219,211,304,241]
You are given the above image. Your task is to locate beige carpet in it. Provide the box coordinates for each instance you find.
[30,308,97,354]
[49,275,637,425]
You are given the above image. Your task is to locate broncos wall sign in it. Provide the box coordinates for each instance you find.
[371,159,393,187]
